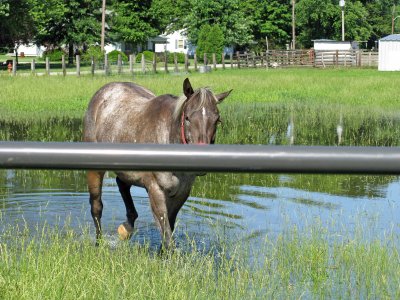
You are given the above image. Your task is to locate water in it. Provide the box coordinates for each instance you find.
[1,169,399,250]
[0,111,400,249]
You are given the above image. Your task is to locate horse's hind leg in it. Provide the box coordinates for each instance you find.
[87,171,105,243]
[116,176,138,240]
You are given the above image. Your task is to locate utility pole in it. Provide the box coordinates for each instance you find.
[392,4,396,34]
[339,0,345,41]
[101,0,106,52]
[292,0,296,49]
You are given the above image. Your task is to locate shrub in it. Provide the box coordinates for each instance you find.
[166,52,186,64]
[135,50,160,63]
[107,50,128,63]
[42,49,65,61]
[81,45,104,63]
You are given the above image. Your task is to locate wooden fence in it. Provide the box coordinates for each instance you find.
[3,50,379,76]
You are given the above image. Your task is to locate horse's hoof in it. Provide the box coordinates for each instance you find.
[117,222,133,240]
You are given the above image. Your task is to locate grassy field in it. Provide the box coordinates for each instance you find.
[1,68,400,121]
[1,68,400,298]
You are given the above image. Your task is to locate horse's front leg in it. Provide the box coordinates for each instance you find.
[145,178,173,250]
[116,176,138,240]
[87,171,105,243]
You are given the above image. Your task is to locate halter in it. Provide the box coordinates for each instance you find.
[180,110,187,144]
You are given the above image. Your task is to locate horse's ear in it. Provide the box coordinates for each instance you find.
[183,78,194,98]
[215,89,232,103]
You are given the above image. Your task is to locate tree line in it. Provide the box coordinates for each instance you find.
[0,0,399,61]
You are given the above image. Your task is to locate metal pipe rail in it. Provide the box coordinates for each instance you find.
[1,141,400,174]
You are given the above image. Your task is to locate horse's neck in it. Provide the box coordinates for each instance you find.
[170,104,183,144]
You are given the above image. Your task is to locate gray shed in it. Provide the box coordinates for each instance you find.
[378,34,400,71]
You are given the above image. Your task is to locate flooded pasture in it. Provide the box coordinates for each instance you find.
[1,105,400,250]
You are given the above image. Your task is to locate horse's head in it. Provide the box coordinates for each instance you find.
[178,78,231,145]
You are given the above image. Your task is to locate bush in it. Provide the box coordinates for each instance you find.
[81,45,104,63]
[135,50,160,63]
[166,52,185,64]
[107,50,128,63]
[42,49,65,61]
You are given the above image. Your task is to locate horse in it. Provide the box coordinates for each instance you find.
[83,78,231,248]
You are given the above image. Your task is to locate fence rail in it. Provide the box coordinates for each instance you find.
[1,142,400,174]
[2,49,379,76]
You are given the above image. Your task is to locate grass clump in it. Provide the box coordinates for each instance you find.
[0,220,399,299]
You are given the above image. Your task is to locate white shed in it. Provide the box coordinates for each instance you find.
[313,39,352,51]
[378,34,400,71]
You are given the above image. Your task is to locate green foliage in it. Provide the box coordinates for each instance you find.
[166,52,185,64]
[81,45,104,63]
[27,0,101,60]
[171,0,253,47]
[0,0,9,16]
[135,50,159,63]
[296,0,372,48]
[41,48,65,61]
[1,0,398,56]
[109,0,161,45]
[196,24,225,63]
[107,50,128,63]
[257,0,292,49]
[0,0,35,49]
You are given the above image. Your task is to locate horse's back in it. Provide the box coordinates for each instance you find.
[83,82,156,143]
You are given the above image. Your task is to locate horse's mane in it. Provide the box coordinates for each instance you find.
[173,87,217,120]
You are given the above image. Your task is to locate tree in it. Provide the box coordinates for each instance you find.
[196,24,224,62]
[0,0,35,60]
[170,0,253,48]
[363,0,398,46]
[257,0,292,49]
[108,0,162,47]
[296,0,371,48]
[28,0,101,63]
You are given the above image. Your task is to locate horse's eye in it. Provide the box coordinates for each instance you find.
[185,116,190,123]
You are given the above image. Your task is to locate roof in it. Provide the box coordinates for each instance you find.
[148,36,168,43]
[312,39,350,43]
[380,34,400,41]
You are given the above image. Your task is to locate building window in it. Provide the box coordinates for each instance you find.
[178,40,184,49]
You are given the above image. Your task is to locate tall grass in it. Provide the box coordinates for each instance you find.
[0,218,399,299]
[1,68,400,121]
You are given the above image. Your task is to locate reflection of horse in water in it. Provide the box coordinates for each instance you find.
[83,78,231,248]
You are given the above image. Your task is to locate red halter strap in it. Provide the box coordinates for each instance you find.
[180,110,187,144]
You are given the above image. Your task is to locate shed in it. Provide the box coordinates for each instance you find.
[378,34,400,71]
[313,39,352,51]
[312,40,355,67]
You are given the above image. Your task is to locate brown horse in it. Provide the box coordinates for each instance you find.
[83,78,231,248]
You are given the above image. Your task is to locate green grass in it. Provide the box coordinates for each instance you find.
[0,219,399,299]
[1,68,400,298]
[1,68,400,121]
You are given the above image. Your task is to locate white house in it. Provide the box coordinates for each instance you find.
[10,43,46,57]
[154,30,189,54]
[378,34,400,71]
